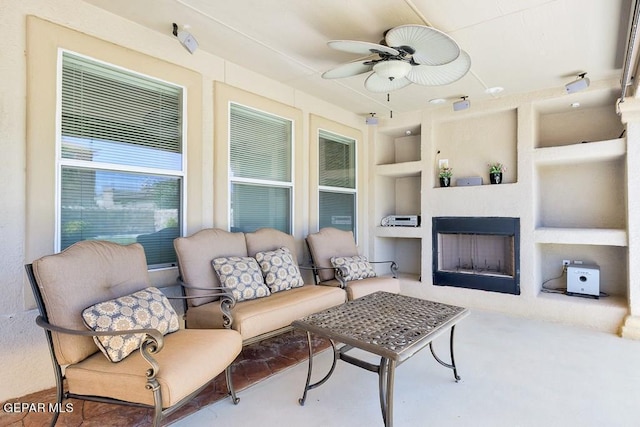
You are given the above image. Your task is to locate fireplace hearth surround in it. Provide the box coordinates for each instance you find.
[432,217,520,295]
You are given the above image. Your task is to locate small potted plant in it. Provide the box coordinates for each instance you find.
[488,162,506,184]
[438,166,453,187]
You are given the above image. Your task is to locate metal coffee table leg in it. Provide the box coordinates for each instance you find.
[298,331,338,406]
[429,325,461,381]
[378,358,396,427]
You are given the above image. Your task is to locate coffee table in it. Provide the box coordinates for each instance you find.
[292,291,469,427]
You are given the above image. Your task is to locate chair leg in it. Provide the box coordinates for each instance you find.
[225,366,240,404]
[148,380,163,427]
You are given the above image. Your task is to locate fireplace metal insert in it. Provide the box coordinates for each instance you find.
[432,217,520,295]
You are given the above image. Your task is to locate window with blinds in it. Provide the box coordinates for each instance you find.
[229,103,293,233]
[318,130,356,234]
[59,51,184,268]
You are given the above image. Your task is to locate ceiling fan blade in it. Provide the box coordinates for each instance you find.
[322,61,374,79]
[364,73,412,93]
[385,25,460,66]
[405,50,471,86]
[327,40,399,56]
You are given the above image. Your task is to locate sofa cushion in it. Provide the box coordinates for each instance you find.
[82,286,180,362]
[65,329,242,408]
[346,276,401,300]
[174,228,248,307]
[245,228,300,264]
[331,255,377,281]
[255,247,304,293]
[306,228,359,282]
[32,240,151,366]
[212,256,271,302]
[185,285,346,341]
[82,287,180,362]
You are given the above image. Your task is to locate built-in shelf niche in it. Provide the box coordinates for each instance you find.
[375,126,421,166]
[433,108,517,187]
[374,236,421,278]
[538,243,628,298]
[536,158,626,229]
[535,88,624,148]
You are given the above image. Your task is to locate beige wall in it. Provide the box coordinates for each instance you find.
[0,0,365,401]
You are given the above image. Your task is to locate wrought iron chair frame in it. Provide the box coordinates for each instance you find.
[26,263,240,427]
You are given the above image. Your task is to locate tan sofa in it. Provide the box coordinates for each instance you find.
[174,228,347,344]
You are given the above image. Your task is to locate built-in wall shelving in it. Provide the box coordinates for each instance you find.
[369,83,630,333]
[533,137,625,166]
[372,128,423,279]
[376,161,422,177]
[534,227,627,247]
[533,89,628,304]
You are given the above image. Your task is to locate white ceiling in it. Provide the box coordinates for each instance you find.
[84,0,632,117]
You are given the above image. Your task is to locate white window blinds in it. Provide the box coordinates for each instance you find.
[59,52,184,268]
[318,129,357,234]
[229,103,293,233]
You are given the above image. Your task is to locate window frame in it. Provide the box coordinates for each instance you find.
[227,101,295,234]
[55,49,187,269]
[317,128,358,236]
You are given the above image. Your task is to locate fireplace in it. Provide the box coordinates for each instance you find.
[432,217,520,295]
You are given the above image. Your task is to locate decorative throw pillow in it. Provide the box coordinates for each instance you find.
[330,255,377,281]
[82,287,180,363]
[212,256,271,302]
[255,247,304,293]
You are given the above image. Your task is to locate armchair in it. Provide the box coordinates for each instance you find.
[26,240,242,426]
[306,227,401,300]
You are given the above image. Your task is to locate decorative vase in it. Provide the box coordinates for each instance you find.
[490,172,502,184]
[439,177,451,187]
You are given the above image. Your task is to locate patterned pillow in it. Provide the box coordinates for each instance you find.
[212,256,271,302]
[255,247,304,293]
[82,287,180,363]
[330,255,377,281]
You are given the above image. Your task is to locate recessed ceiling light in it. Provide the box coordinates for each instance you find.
[429,98,446,104]
[570,102,581,108]
[485,86,504,95]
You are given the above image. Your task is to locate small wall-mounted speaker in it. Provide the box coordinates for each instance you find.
[453,98,470,111]
[565,77,590,94]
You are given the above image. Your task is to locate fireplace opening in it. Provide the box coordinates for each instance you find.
[432,217,520,295]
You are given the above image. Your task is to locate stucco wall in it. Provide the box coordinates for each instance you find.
[0,0,365,401]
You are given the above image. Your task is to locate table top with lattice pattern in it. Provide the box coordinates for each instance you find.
[292,291,469,362]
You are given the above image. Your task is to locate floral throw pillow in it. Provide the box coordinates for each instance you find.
[82,287,180,363]
[330,255,377,281]
[212,256,271,302]
[255,247,304,293]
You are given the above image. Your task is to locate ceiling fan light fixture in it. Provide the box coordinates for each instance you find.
[373,60,412,81]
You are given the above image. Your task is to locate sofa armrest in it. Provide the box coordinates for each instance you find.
[300,264,345,287]
[35,315,164,378]
[177,277,236,328]
[369,260,399,278]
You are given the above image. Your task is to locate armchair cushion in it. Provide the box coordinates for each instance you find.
[331,255,377,281]
[255,247,304,292]
[212,256,271,302]
[82,287,180,362]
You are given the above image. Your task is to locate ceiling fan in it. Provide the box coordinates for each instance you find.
[321,25,471,93]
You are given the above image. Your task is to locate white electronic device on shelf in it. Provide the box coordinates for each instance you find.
[381,215,420,227]
[566,263,600,298]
